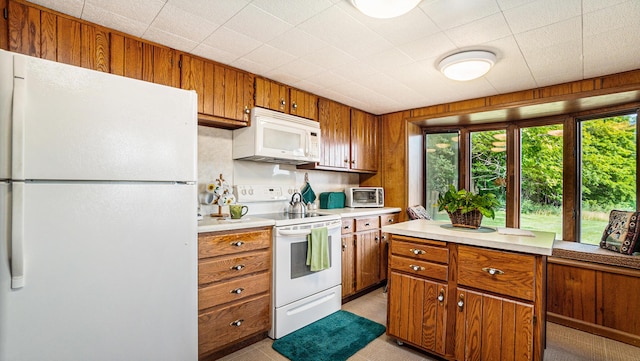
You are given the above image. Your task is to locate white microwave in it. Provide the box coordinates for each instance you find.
[346,187,384,208]
[232,107,321,165]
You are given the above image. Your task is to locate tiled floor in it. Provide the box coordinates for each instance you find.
[219,287,640,361]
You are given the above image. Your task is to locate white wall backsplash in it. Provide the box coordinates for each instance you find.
[198,125,359,215]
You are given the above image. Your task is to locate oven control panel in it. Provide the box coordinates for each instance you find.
[235,185,289,202]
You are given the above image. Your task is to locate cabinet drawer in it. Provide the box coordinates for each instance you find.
[458,246,535,301]
[199,294,270,356]
[389,255,448,281]
[380,213,399,226]
[199,272,270,310]
[199,251,270,285]
[199,228,271,259]
[355,216,379,232]
[342,218,354,234]
[391,239,448,264]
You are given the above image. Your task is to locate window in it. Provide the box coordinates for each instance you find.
[579,113,637,244]
[520,124,563,235]
[425,132,459,221]
[471,129,506,227]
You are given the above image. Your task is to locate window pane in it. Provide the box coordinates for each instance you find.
[580,114,637,244]
[425,132,459,221]
[471,130,506,227]
[520,124,563,236]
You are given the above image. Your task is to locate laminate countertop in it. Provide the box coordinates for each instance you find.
[197,207,402,233]
[382,219,556,256]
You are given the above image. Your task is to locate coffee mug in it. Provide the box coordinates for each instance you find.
[229,204,249,219]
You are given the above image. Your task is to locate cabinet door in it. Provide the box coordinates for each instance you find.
[212,65,254,123]
[379,213,400,281]
[455,288,533,361]
[179,54,205,113]
[598,272,640,335]
[8,0,41,56]
[341,234,355,297]
[546,262,596,323]
[388,272,447,354]
[355,230,380,290]
[255,77,288,112]
[110,34,143,79]
[350,109,379,172]
[290,88,318,120]
[318,98,350,169]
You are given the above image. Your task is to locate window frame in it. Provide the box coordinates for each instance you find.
[421,103,640,242]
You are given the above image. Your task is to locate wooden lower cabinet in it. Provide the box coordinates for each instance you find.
[387,236,545,361]
[454,288,534,361]
[197,227,272,360]
[547,258,640,346]
[341,212,399,300]
[388,271,448,355]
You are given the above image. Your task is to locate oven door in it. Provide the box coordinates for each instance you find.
[273,220,342,308]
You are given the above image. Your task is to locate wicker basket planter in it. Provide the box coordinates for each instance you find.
[447,209,483,229]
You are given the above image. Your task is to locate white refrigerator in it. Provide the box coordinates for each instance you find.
[0,49,198,360]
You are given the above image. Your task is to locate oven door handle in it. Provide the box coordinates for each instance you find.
[277,223,341,237]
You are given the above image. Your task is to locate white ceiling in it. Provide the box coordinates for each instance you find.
[29,0,640,115]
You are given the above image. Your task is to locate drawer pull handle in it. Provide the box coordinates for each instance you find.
[344,225,351,229]
[230,319,244,327]
[482,267,505,276]
[458,294,464,310]
[437,289,445,303]
[231,241,244,247]
[230,288,244,294]
[231,264,245,271]
[409,264,425,272]
[365,222,371,226]
[410,248,425,255]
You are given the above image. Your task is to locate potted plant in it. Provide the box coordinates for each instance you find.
[436,185,500,229]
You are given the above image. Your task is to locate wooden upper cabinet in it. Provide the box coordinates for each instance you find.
[350,109,379,172]
[255,77,289,113]
[289,88,318,120]
[180,53,254,129]
[255,77,318,121]
[318,98,351,170]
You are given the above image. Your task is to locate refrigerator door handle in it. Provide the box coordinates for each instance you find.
[11,182,25,289]
[12,55,26,180]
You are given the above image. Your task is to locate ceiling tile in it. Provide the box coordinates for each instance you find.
[266,59,326,84]
[202,26,262,59]
[300,71,349,91]
[28,0,85,18]
[82,2,150,37]
[297,6,372,51]
[242,45,297,72]
[361,48,415,73]
[445,13,512,48]
[251,0,335,26]
[300,46,358,71]
[267,28,329,58]
[142,27,198,53]
[582,0,630,14]
[584,27,640,78]
[167,0,251,25]
[190,43,238,66]
[583,0,640,37]
[398,32,457,62]
[148,3,220,44]
[224,4,293,43]
[482,36,537,94]
[421,0,502,30]
[366,10,441,46]
[86,0,165,24]
[503,0,581,34]
[496,0,536,11]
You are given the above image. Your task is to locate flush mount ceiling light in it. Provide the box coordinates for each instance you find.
[438,50,496,81]
[351,0,422,19]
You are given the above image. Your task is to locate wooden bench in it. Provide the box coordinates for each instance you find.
[548,240,640,347]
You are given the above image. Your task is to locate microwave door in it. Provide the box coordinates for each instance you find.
[257,120,306,159]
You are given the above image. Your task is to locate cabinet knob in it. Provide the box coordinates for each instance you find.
[229,319,244,327]
[280,99,286,107]
[410,248,425,255]
[409,264,425,272]
[231,241,244,247]
[292,102,298,110]
[482,267,505,276]
[458,294,464,310]
[230,264,245,271]
[375,236,379,242]
[342,242,347,250]
[437,289,445,303]
[387,219,394,223]
[244,106,250,114]
[230,288,244,294]
[344,158,349,164]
